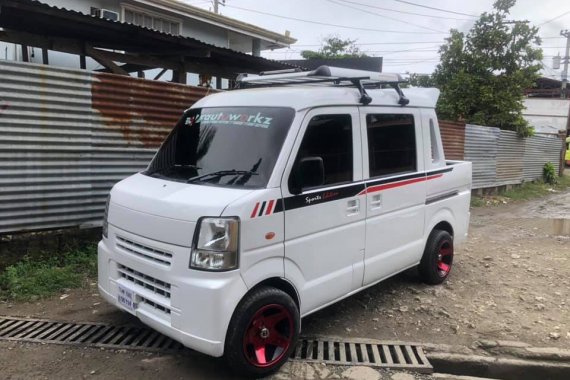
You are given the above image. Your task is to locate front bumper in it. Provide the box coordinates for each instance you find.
[97,225,248,357]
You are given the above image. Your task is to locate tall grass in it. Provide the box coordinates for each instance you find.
[0,245,97,302]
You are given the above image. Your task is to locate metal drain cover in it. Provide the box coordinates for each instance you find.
[292,337,433,373]
[0,316,432,373]
[0,316,184,352]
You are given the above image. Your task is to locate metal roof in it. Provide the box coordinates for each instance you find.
[133,0,296,46]
[0,0,298,77]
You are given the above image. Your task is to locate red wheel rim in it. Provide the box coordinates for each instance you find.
[436,240,453,277]
[243,304,293,368]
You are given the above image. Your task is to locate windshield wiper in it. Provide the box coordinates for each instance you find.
[187,169,259,184]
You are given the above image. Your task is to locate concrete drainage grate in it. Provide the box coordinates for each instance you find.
[0,317,432,373]
[292,337,433,373]
[0,316,184,352]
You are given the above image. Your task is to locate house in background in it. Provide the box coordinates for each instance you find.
[0,0,296,87]
[524,78,570,136]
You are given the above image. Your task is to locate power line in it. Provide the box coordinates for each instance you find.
[263,45,441,53]
[295,41,445,47]
[326,0,447,34]
[538,10,570,26]
[389,0,479,18]
[334,0,475,20]
[225,4,448,34]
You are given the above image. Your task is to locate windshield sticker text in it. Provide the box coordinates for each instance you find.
[186,112,273,129]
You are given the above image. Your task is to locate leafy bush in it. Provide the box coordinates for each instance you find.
[543,162,557,185]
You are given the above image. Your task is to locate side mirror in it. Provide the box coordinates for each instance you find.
[290,156,325,195]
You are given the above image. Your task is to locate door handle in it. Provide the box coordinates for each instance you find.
[370,194,382,209]
[346,199,360,215]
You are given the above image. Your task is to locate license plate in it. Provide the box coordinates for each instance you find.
[117,285,137,314]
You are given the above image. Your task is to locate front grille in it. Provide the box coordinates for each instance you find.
[116,236,172,266]
[140,296,171,315]
[117,264,171,299]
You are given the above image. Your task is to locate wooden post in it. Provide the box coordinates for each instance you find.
[21,45,29,62]
[153,68,167,80]
[42,48,49,65]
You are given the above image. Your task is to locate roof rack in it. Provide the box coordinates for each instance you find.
[235,66,410,106]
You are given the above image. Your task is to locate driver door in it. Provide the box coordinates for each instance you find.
[282,107,365,315]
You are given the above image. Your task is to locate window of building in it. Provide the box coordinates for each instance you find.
[366,114,416,177]
[295,114,353,187]
[124,8,181,36]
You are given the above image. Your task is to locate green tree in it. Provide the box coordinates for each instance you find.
[301,36,366,59]
[405,73,435,88]
[432,0,542,136]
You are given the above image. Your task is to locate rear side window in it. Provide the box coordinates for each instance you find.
[366,114,416,177]
[296,114,353,186]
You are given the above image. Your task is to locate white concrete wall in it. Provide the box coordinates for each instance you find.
[523,98,570,134]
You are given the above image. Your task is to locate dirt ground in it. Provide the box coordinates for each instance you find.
[0,188,569,378]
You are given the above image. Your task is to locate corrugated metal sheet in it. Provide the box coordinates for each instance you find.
[523,134,562,182]
[496,130,524,185]
[0,60,213,234]
[464,124,500,189]
[439,120,465,160]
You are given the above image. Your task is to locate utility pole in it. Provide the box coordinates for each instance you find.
[212,0,225,14]
[561,29,570,99]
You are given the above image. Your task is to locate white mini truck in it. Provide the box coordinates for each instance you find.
[98,66,472,377]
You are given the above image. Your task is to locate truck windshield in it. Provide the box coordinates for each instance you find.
[145,107,295,188]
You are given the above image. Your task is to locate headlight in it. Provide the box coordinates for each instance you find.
[190,217,240,271]
[102,195,110,239]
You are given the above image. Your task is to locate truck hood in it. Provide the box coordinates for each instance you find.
[111,173,254,222]
[108,173,254,246]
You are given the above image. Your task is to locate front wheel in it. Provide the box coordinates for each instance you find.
[224,286,300,378]
[419,229,454,285]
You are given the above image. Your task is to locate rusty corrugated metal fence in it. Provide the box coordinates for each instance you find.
[0,60,213,234]
[441,121,562,190]
[0,60,566,234]
[439,121,465,161]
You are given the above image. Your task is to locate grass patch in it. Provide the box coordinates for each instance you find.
[0,245,97,302]
[471,172,570,207]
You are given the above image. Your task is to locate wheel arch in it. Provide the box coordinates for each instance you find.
[433,220,454,237]
[250,277,301,310]
[425,207,456,239]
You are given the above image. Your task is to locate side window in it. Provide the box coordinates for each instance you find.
[366,114,416,178]
[295,114,353,187]
[429,119,441,164]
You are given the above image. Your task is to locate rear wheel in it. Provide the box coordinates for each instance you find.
[419,229,454,285]
[224,286,299,378]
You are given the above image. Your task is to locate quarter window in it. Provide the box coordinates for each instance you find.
[295,114,353,187]
[366,114,416,177]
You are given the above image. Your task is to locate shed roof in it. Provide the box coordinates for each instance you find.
[0,0,297,78]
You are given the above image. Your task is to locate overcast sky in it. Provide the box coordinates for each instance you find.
[182,0,569,77]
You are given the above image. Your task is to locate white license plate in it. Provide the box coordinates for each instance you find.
[117,285,137,314]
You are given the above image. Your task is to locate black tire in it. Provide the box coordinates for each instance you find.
[419,229,454,285]
[224,286,300,378]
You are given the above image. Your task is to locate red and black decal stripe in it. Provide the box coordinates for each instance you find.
[250,199,279,218]
[251,167,454,217]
